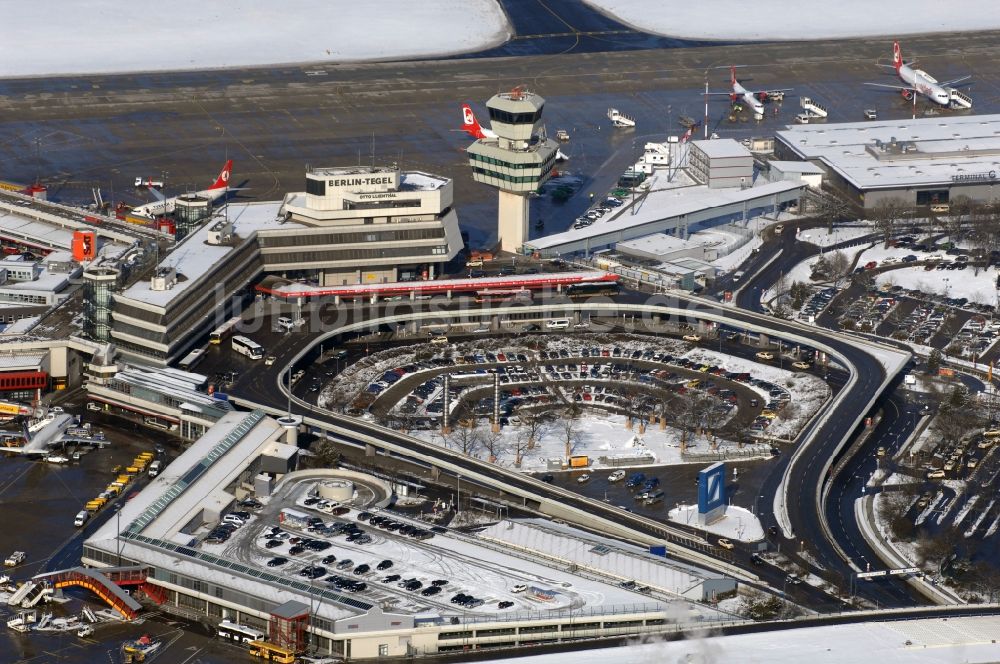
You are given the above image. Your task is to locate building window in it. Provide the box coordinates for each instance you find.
[378,644,389,656]
[306,178,327,196]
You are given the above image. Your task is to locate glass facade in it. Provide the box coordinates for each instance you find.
[83,269,119,341]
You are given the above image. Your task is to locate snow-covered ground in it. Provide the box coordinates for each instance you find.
[583,0,1000,40]
[797,223,875,249]
[0,1,510,78]
[414,411,770,472]
[668,504,764,542]
[875,265,1000,305]
[475,614,1000,664]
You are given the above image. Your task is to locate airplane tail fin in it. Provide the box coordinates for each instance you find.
[892,41,902,71]
[461,104,487,140]
[730,65,737,86]
[208,159,233,190]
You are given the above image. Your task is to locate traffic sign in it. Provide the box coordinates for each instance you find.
[856,570,887,579]
[890,567,921,576]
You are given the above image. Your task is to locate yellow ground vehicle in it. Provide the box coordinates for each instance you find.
[248,641,296,663]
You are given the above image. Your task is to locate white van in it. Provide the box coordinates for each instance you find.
[545,319,570,330]
[148,460,162,477]
[276,316,295,331]
[430,336,449,345]
[74,510,89,527]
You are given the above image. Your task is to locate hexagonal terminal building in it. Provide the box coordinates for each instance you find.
[467,88,560,253]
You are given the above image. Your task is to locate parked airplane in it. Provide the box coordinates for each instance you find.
[865,41,972,108]
[460,104,497,140]
[708,67,791,117]
[131,160,236,218]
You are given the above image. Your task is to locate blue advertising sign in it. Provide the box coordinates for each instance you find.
[698,462,727,515]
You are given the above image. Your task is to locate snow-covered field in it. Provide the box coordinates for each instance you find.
[797,223,875,249]
[668,504,763,542]
[0,1,510,78]
[416,410,771,472]
[875,265,999,304]
[583,0,1000,40]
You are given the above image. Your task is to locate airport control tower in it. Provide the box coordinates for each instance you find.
[467,88,559,253]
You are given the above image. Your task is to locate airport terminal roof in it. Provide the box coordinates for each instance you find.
[0,212,76,249]
[527,178,803,252]
[776,113,1000,190]
[117,201,298,308]
[616,233,714,256]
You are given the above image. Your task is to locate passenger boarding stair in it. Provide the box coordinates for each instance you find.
[7,581,37,606]
[20,581,52,607]
[949,88,973,109]
[34,566,144,620]
[607,108,636,128]
[799,97,829,118]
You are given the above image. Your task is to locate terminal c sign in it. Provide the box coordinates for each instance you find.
[951,171,997,183]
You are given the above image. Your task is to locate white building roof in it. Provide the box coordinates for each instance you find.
[691,138,752,159]
[768,160,825,174]
[400,171,448,191]
[776,113,1000,190]
[118,201,298,308]
[0,212,75,249]
[617,233,712,256]
[528,178,802,251]
[0,352,45,370]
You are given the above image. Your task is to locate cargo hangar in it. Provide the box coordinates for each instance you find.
[774,113,1000,208]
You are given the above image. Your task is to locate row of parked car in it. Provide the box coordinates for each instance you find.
[572,197,624,229]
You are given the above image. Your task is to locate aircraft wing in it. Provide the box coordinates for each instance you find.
[939,75,971,87]
[864,82,914,92]
[752,87,793,94]
[146,186,166,202]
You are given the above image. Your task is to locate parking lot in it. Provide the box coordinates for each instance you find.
[201,477,654,618]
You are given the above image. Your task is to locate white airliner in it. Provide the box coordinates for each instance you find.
[865,42,972,108]
[460,104,496,139]
[131,159,236,218]
[708,67,792,117]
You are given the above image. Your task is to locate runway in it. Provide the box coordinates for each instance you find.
[1,33,1000,246]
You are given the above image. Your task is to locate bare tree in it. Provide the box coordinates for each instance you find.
[870,198,908,247]
[561,405,582,458]
[813,191,853,233]
[520,411,551,450]
[825,250,852,287]
[482,426,508,463]
[444,422,483,457]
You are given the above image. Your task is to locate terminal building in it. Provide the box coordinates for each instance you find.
[774,113,1000,208]
[110,166,464,367]
[278,166,463,285]
[525,139,805,258]
[80,410,733,660]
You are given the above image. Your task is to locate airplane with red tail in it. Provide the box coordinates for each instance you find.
[131,159,240,218]
[460,104,497,140]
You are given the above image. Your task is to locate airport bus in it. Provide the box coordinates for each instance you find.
[232,335,265,360]
[178,347,206,371]
[474,288,532,304]
[247,641,295,663]
[209,316,242,344]
[217,620,265,644]
[565,282,621,298]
